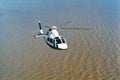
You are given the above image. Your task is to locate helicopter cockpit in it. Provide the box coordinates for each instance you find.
[55,37,66,44]
[54,36,67,49]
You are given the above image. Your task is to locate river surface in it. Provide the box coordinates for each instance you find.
[0,0,120,80]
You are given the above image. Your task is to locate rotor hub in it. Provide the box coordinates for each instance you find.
[51,26,57,30]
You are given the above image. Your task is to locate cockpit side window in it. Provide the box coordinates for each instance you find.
[62,38,65,43]
[61,37,66,43]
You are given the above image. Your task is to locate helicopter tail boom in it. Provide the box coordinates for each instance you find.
[33,32,46,39]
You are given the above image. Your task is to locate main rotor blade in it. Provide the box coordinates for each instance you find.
[59,27,93,30]
[58,21,72,27]
[42,26,50,28]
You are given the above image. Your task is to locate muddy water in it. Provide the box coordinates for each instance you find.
[0,0,120,80]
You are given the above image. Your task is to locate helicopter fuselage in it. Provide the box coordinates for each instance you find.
[33,22,68,50]
[44,27,68,50]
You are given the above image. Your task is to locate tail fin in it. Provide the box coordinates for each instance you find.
[32,21,46,39]
[38,20,43,34]
[39,20,42,29]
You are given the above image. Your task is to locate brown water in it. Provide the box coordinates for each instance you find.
[0,0,120,80]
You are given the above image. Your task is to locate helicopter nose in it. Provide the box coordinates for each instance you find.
[58,44,68,49]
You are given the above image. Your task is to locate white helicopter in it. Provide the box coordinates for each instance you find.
[33,21,92,50]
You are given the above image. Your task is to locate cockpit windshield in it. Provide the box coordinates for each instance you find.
[55,37,66,44]
[56,39,62,44]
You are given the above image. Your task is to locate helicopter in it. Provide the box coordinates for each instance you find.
[33,21,92,50]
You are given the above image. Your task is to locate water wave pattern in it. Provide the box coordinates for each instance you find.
[1,14,120,80]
